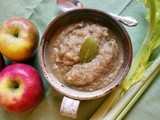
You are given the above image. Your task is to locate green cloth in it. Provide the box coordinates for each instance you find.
[0,0,160,120]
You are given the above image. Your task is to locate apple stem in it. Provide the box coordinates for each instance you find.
[14,33,19,37]
[11,80,19,89]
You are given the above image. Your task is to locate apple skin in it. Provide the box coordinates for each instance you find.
[0,53,5,71]
[0,17,39,62]
[0,63,44,112]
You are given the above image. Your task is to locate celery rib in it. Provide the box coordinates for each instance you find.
[90,1,159,119]
[103,56,160,120]
[89,87,123,120]
[122,0,156,91]
[116,66,160,120]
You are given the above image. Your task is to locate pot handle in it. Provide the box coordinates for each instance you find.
[60,96,80,118]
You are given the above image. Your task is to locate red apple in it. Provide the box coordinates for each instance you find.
[0,63,43,112]
[0,53,5,71]
[0,17,39,62]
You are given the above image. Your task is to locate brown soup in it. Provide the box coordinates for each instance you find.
[46,21,124,92]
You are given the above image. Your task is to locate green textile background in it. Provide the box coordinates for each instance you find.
[0,0,160,120]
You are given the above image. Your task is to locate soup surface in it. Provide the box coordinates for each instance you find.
[47,21,124,91]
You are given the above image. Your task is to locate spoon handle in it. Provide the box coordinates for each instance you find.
[108,13,138,26]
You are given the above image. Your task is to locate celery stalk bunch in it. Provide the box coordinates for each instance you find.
[90,0,160,119]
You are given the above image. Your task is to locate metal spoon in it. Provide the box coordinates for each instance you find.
[56,0,138,27]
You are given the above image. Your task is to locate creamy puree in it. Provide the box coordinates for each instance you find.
[47,21,124,91]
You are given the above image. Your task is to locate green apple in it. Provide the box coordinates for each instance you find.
[0,17,39,62]
[0,63,44,112]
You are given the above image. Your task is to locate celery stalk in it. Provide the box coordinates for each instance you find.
[103,56,160,120]
[89,87,123,120]
[103,82,142,120]
[90,0,160,119]
[116,66,160,120]
[122,0,156,90]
